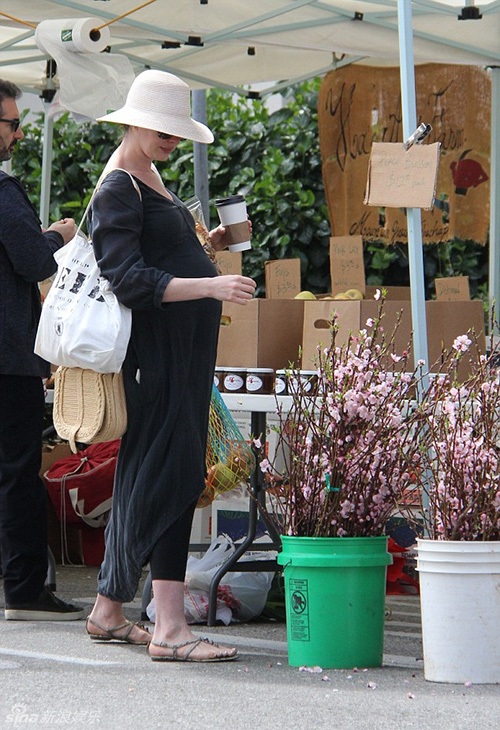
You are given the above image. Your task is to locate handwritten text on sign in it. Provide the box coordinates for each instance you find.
[265,259,301,298]
[435,276,470,301]
[329,235,365,295]
[364,142,441,210]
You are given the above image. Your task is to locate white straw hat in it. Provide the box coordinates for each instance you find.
[97,69,214,144]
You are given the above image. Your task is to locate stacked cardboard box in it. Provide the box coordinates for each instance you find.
[216,243,486,377]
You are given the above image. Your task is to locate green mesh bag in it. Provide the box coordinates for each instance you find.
[197,385,255,508]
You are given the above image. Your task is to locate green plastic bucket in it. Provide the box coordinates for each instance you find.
[277,535,392,668]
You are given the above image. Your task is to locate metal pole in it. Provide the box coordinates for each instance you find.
[40,102,54,228]
[488,67,500,332]
[397,0,431,531]
[192,89,210,227]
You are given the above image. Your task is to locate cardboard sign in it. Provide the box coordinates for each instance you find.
[364,142,441,210]
[215,251,242,276]
[435,276,470,301]
[329,236,365,295]
[318,65,491,246]
[265,259,301,299]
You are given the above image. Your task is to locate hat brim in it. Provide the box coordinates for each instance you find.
[97,107,214,144]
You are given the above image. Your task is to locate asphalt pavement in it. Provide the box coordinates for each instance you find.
[0,565,499,730]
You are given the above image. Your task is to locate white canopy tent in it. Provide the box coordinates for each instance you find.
[0,1,498,94]
[1,0,499,361]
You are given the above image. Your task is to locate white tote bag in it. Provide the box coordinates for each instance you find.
[35,170,140,373]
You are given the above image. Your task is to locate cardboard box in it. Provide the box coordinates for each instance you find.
[426,300,485,375]
[300,299,485,378]
[40,442,72,478]
[301,299,413,368]
[216,299,304,369]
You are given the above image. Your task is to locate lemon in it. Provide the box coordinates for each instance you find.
[344,288,364,300]
[226,445,253,480]
[207,463,240,494]
[294,291,317,300]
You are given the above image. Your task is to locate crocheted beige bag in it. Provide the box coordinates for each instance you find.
[53,366,127,453]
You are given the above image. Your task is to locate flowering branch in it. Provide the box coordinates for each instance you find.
[259,297,500,542]
[261,296,424,538]
[412,330,500,541]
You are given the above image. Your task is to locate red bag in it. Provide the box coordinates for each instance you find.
[44,440,120,526]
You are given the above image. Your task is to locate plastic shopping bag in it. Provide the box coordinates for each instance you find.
[146,535,276,625]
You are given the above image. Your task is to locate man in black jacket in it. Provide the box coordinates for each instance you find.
[0,78,84,620]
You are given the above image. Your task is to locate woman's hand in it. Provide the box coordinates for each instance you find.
[209,219,252,251]
[161,274,256,304]
[209,275,256,304]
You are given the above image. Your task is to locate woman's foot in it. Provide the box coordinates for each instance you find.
[148,635,238,662]
[86,615,150,645]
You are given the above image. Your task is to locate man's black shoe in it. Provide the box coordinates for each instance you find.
[5,586,85,621]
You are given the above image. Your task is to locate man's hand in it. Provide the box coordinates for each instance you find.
[47,218,76,244]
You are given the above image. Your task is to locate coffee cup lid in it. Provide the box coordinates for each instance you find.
[215,194,245,206]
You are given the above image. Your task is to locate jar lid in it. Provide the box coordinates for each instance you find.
[247,368,274,374]
[224,367,247,372]
[300,370,317,375]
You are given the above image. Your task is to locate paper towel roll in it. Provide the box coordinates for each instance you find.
[33,17,134,120]
[35,18,111,55]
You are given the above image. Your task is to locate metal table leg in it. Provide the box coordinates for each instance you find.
[207,410,279,626]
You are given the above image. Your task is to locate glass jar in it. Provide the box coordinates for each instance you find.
[222,367,246,393]
[299,370,318,395]
[246,368,275,395]
[214,367,225,391]
[275,369,288,395]
[288,370,318,395]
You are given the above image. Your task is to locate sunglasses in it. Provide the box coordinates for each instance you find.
[0,117,21,132]
[157,131,176,140]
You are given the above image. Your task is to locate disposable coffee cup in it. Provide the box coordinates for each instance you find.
[215,194,251,252]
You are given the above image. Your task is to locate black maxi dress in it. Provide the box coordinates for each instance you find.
[89,170,221,603]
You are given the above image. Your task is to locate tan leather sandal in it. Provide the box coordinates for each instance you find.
[148,637,238,662]
[86,617,150,645]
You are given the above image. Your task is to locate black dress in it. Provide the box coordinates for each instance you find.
[89,170,221,602]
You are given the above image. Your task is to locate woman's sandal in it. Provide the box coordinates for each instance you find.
[148,637,238,663]
[86,617,150,645]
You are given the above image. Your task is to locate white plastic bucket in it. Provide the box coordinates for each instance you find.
[417,539,500,683]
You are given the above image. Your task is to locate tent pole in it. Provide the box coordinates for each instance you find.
[488,66,500,333]
[397,0,429,374]
[398,0,430,531]
[40,101,54,228]
[192,89,210,227]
